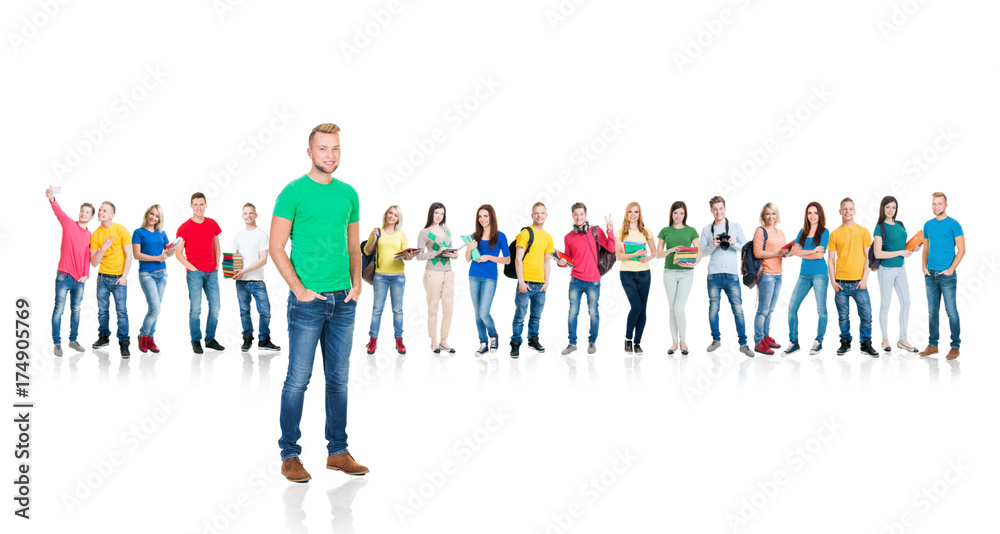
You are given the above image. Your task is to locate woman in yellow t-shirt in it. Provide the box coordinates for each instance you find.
[363,205,416,355]
[616,202,657,355]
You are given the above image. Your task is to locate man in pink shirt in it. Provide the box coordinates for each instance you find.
[557,202,615,355]
[47,187,94,357]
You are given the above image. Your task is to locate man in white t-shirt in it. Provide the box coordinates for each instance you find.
[233,202,280,352]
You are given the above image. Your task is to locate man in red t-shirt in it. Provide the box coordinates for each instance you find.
[175,192,224,354]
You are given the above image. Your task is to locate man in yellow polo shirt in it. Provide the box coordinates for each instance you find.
[827,197,878,358]
[511,202,555,357]
[90,201,133,357]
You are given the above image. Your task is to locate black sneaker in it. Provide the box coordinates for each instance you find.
[241,335,253,352]
[860,341,879,358]
[192,341,204,354]
[510,340,520,358]
[624,339,633,353]
[633,343,643,355]
[836,337,851,356]
[119,339,130,358]
[527,336,545,353]
[205,339,226,351]
[258,338,281,351]
[92,333,110,349]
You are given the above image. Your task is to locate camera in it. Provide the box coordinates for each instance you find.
[717,233,731,250]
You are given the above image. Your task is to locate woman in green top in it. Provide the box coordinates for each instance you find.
[873,196,919,353]
[363,205,416,355]
[656,201,702,355]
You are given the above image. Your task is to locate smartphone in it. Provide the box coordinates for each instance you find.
[51,186,62,194]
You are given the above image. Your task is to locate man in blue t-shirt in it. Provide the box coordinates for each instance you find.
[919,192,965,360]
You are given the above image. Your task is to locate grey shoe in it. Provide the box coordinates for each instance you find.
[809,340,823,355]
[54,344,63,357]
[739,345,754,358]
[706,340,721,352]
[587,343,596,354]
[68,341,85,352]
[561,344,577,355]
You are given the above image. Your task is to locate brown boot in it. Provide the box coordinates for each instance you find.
[946,348,960,360]
[281,457,311,483]
[327,451,369,476]
[919,345,939,357]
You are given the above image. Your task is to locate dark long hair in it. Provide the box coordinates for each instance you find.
[798,201,826,247]
[669,200,688,226]
[877,196,898,226]
[424,202,446,228]
[473,204,499,249]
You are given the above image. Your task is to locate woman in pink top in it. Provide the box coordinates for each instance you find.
[753,203,788,354]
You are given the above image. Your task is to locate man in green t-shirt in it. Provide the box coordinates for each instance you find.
[271,123,367,482]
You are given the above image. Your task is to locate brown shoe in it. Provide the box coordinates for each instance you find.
[281,457,311,483]
[946,348,960,360]
[327,451,369,476]
[919,345,939,357]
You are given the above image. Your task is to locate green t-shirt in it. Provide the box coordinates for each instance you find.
[657,225,700,270]
[875,221,907,269]
[273,175,360,293]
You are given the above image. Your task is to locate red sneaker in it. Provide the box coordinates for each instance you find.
[146,337,160,353]
[138,335,148,353]
[395,337,406,354]
[365,338,377,354]
[765,336,781,349]
[754,341,774,355]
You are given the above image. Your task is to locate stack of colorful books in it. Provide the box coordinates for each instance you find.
[222,252,243,279]
[675,246,698,264]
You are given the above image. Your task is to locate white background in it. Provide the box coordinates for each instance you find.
[3,1,998,532]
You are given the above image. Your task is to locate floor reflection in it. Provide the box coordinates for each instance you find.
[328,478,367,533]
[282,483,309,534]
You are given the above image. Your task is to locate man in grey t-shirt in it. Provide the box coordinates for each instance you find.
[699,196,752,357]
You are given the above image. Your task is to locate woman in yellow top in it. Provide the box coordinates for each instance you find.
[363,205,416,355]
[616,202,657,355]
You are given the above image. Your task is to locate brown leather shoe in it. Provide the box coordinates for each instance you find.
[281,457,311,483]
[919,345,939,357]
[946,348,960,360]
[327,451,369,476]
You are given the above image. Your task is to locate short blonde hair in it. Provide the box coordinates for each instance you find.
[932,192,947,202]
[383,205,402,231]
[840,197,855,209]
[759,203,780,225]
[309,123,341,146]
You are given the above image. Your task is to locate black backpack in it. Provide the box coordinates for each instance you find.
[868,221,905,271]
[503,227,533,279]
[360,231,379,285]
[741,226,766,289]
[591,227,616,276]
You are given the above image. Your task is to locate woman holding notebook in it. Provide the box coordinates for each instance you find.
[464,204,510,356]
[364,205,416,355]
[132,204,174,353]
[656,201,701,355]
[417,202,459,353]
[617,202,657,355]
[872,196,920,353]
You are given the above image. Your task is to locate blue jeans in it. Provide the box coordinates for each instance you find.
[186,270,221,343]
[52,272,85,344]
[708,273,746,346]
[369,273,404,338]
[511,282,546,343]
[925,270,960,349]
[754,273,782,344]
[469,276,498,343]
[138,270,167,337]
[96,274,129,341]
[568,277,600,345]
[620,271,650,343]
[279,290,357,460]
[834,280,872,343]
[237,280,272,338]
[787,273,828,343]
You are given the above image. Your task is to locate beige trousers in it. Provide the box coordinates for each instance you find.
[423,270,455,338]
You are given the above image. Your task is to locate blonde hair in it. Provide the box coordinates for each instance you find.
[759,203,780,225]
[708,196,726,209]
[932,191,947,202]
[140,204,164,232]
[382,205,402,231]
[840,197,854,209]
[309,123,341,146]
[619,201,651,241]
